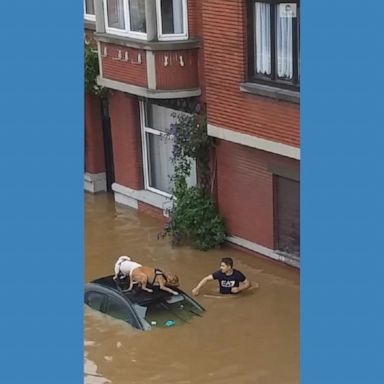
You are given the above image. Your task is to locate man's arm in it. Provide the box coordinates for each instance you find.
[192,275,214,296]
[231,278,251,294]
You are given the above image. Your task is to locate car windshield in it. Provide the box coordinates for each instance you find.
[133,294,204,328]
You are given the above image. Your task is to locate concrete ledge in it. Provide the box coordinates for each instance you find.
[227,235,300,268]
[94,32,200,51]
[208,124,301,160]
[84,20,96,31]
[84,172,107,193]
[98,76,201,99]
[115,191,139,209]
[112,183,171,213]
[240,82,300,104]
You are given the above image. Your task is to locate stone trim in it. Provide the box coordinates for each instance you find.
[84,172,107,193]
[94,32,200,51]
[208,124,300,160]
[267,163,300,181]
[112,183,171,214]
[84,21,96,31]
[98,76,201,99]
[146,51,157,90]
[240,82,300,104]
[227,235,300,268]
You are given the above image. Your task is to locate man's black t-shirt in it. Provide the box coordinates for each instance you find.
[212,269,246,294]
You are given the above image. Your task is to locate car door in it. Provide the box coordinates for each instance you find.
[104,293,142,329]
[85,290,107,312]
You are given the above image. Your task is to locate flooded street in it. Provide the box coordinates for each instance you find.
[84,193,299,384]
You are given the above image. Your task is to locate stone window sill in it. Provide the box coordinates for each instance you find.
[112,183,172,210]
[94,32,200,51]
[240,82,300,104]
[84,20,96,31]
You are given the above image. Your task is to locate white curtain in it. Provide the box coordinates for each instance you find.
[255,3,271,75]
[146,104,196,194]
[147,133,175,193]
[147,103,176,133]
[129,0,146,32]
[85,0,95,14]
[146,104,175,193]
[276,4,293,79]
[172,0,184,34]
[161,0,184,34]
[107,0,125,29]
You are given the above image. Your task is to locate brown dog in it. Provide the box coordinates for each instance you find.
[125,266,180,295]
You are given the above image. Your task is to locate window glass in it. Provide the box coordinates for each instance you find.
[251,1,299,87]
[276,4,294,80]
[254,2,271,75]
[106,0,126,29]
[143,103,197,195]
[85,0,95,15]
[86,292,105,311]
[140,294,204,327]
[160,0,185,34]
[146,133,175,194]
[129,0,147,32]
[105,296,136,323]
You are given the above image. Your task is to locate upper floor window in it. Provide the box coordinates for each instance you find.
[249,1,300,89]
[156,0,188,40]
[84,0,96,21]
[104,0,147,39]
[101,0,188,41]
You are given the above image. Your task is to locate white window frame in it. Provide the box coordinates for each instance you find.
[84,0,96,22]
[156,0,189,41]
[103,0,147,40]
[140,101,196,197]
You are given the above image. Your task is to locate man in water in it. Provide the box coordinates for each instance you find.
[192,257,251,296]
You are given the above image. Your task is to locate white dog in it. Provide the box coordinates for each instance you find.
[113,256,142,281]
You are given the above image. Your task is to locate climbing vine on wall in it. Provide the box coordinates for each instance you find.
[84,42,107,97]
[159,113,226,250]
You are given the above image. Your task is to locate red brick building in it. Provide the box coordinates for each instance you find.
[84,0,300,267]
[84,1,109,193]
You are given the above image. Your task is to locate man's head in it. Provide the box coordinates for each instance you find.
[220,257,234,273]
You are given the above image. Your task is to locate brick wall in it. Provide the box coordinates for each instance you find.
[155,49,199,89]
[108,91,143,190]
[101,43,148,87]
[188,0,200,38]
[189,0,206,102]
[85,92,105,174]
[138,201,167,223]
[97,2,205,95]
[216,140,299,249]
[202,0,300,147]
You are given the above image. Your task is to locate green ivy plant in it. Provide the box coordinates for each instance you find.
[84,43,107,97]
[159,113,226,250]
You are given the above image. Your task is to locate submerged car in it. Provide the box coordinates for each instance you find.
[85,275,205,330]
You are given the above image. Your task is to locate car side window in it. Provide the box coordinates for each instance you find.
[105,296,136,324]
[86,292,106,311]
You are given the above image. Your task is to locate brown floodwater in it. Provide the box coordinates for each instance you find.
[84,193,299,384]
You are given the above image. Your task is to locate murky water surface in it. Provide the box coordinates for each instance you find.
[85,193,299,384]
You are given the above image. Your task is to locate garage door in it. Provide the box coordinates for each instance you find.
[275,176,300,257]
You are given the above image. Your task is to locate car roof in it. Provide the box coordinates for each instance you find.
[87,275,184,306]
